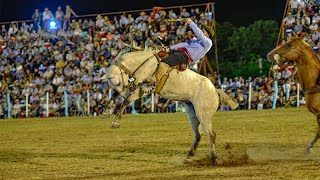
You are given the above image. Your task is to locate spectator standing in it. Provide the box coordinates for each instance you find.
[32,9,42,31]
[64,5,78,30]
[42,8,54,31]
[180,8,190,18]
[55,6,64,28]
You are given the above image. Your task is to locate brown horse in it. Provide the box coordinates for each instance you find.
[267,34,320,154]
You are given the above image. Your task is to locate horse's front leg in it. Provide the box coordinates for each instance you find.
[101,92,120,119]
[111,87,141,128]
[111,99,131,128]
[305,114,320,154]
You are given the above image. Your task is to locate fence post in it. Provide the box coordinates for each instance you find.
[46,92,49,117]
[286,85,290,101]
[108,88,112,115]
[108,88,112,100]
[87,90,90,116]
[272,80,278,109]
[26,93,29,118]
[151,93,155,113]
[64,91,68,117]
[131,101,136,114]
[248,82,252,110]
[297,83,300,107]
[7,93,11,118]
[175,101,178,112]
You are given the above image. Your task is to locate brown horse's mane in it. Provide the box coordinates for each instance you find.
[296,37,320,86]
[296,38,320,64]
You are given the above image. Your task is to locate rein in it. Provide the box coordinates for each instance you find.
[112,54,157,92]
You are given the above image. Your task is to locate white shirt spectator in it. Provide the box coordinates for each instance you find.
[99,66,108,75]
[119,15,128,27]
[64,67,73,77]
[96,19,105,29]
[176,26,186,36]
[86,42,94,52]
[127,14,134,24]
[169,11,177,19]
[137,21,147,32]
[312,14,320,23]
[66,52,74,61]
[290,0,299,9]
[86,60,94,70]
[44,84,53,92]
[299,0,306,9]
[310,22,319,31]
[72,68,81,77]
[302,16,311,26]
[43,9,54,21]
[8,25,18,35]
[180,8,190,18]
[56,8,64,20]
[282,68,292,79]
[283,15,295,27]
[311,31,320,42]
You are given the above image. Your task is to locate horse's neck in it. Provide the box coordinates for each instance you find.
[120,51,156,72]
[296,53,320,90]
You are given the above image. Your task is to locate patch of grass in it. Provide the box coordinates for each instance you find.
[0,108,319,179]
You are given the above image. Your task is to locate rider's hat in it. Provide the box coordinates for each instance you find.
[201,24,215,39]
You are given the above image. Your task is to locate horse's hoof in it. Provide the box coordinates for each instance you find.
[111,122,120,128]
[304,148,311,155]
[183,158,193,164]
[210,157,219,166]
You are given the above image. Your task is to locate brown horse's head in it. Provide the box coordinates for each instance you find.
[267,33,309,64]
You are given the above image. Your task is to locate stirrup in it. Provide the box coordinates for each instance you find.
[129,77,136,83]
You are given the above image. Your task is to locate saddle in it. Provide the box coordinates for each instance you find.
[153,50,188,93]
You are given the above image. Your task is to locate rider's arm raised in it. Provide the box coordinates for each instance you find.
[188,19,212,52]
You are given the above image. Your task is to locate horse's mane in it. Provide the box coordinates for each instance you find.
[120,50,154,62]
[298,38,320,63]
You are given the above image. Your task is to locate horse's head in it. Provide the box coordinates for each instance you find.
[267,33,307,64]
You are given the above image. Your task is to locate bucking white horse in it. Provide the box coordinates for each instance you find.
[103,50,238,165]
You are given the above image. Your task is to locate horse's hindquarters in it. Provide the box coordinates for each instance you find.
[160,69,219,111]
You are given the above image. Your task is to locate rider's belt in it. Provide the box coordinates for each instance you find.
[177,47,193,63]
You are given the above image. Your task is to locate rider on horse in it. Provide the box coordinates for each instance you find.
[162,18,215,68]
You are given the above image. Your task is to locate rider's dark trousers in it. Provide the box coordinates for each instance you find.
[162,51,190,66]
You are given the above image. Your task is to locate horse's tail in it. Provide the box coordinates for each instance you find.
[216,89,239,110]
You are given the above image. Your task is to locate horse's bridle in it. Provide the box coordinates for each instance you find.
[274,38,320,94]
[273,41,299,63]
[112,54,157,92]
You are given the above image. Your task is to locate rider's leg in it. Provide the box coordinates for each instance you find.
[162,51,189,66]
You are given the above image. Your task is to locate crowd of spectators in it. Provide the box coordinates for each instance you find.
[0,3,306,119]
[215,0,312,111]
[0,5,214,119]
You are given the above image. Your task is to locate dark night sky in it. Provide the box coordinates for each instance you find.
[0,0,286,26]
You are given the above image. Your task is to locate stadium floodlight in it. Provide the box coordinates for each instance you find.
[49,19,57,29]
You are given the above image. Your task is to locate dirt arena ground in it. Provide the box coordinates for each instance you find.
[0,108,319,179]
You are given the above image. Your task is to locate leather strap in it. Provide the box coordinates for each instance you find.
[304,85,320,94]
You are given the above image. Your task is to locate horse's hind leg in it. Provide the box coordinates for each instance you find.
[185,102,201,158]
[193,102,218,165]
[305,114,320,154]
